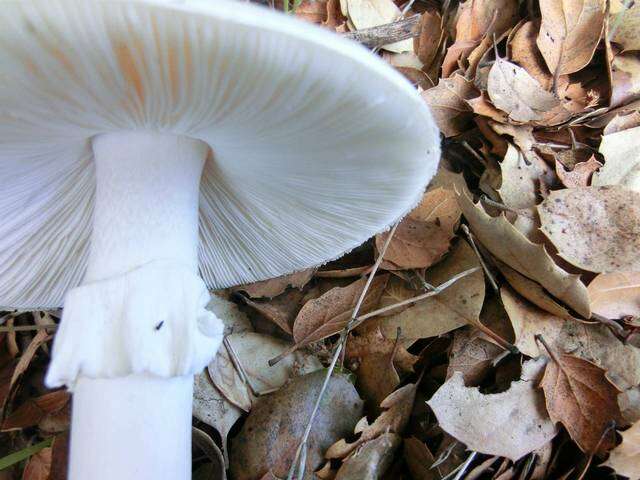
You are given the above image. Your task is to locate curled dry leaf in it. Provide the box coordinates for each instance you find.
[498,144,555,209]
[594,125,640,192]
[421,75,476,137]
[229,371,363,480]
[610,2,640,51]
[235,269,315,299]
[538,186,640,273]
[2,390,69,432]
[456,188,591,317]
[326,381,418,459]
[610,52,640,108]
[428,358,558,461]
[509,20,554,90]
[555,156,602,188]
[209,332,322,411]
[334,432,400,480]
[242,288,306,335]
[379,240,485,343]
[447,327,504,386]
[292,274,388,349]
[441,0,519,77]
[22,447,52,480]
[376,217,451,270]
[588,272,640,319]
[346,326,417,408]
[539,353,624,453]
[496,260,572,319]
[602,420,640,480]
[413,10,443,68]
[501,286,640,389]
[537,0,606,75]
[487,57,560,123]
[193,371,243,459]
[403,437,439,480]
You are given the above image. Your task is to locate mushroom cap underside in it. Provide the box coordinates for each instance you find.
[0,0,440,309]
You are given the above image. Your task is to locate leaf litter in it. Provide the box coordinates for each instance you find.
[4,1,640,479]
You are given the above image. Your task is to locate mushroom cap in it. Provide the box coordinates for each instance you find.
[0,0,440,309]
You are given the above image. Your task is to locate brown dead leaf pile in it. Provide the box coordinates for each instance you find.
[2,1,640,479]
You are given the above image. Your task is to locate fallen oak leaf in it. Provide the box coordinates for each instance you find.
[456,188,591,317]
[537,0,606,75]
[594,125,640,192]
[496,259,573,319]
[334,432,400,480]
[379,240,484,343]
[446,327,504,386]
[229,370,363,480]
[610,2,640,52]
[290,274,388,353]
[487,57,561,123]
[539,345,624,453]
[602,420,640,480]
[508,20,555,90]
[555,155,602,188]
[376,216,451,270]
[22,446,52,480]
[234,269,315,299]
[538,186,640,273]
[498,144,555,210]
[2,390,69,432]
[588,272,640,320]
[610,52,640,108]
[420,75,477,137]
[413,10,443,69]
[326,379,418,459]
[428,358,558,461]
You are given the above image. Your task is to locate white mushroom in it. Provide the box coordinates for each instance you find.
[0,1,440,479]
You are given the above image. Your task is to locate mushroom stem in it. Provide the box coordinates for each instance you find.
[71,374,193,479]
[46,131,223,480]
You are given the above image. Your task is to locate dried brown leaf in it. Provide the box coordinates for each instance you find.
[236,269,315,299]
[379,240,485,342]
[2,390,69,432]
[414,10,443,68]
[447,327,503,385]
[588,272,640,319]
[537,0,606,75]
[555,156,602,188]
[230,371,363,480]
[421,75,476,137]
[594,125,640,192]
[293,274,388,347]
[456,188,591,317]
[22,447,51,480]
[610,2,640,51]
[334,432,400,480]
[610,52,640,108]
[497,260,573,319]
[538,186,640,273]
[602,420,640,480]
[428,358,558,461]
[509,20,554,89]
[403,437,439,480]
[326,381,417,459]
[376,217,451,270]
[488,57,560,123]
[498,144,555,209]
[442,0,519,77]
[540,353,623,453]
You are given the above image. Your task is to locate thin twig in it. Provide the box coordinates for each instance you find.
[480,195,535,219]
[353,267,480,326]
[461,225,499,294]
[452,452,478,480]
[286,223,399,479]
[0,324,58,333]
[342,15,421,49]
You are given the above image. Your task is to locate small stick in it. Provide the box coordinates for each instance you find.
[480,195,535,219]
[286,223,399,479]
[461,225,499,294]
[342,15,421,49]
[0,324,58,333]
[451,451,478,480]
[535,334,563,366]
